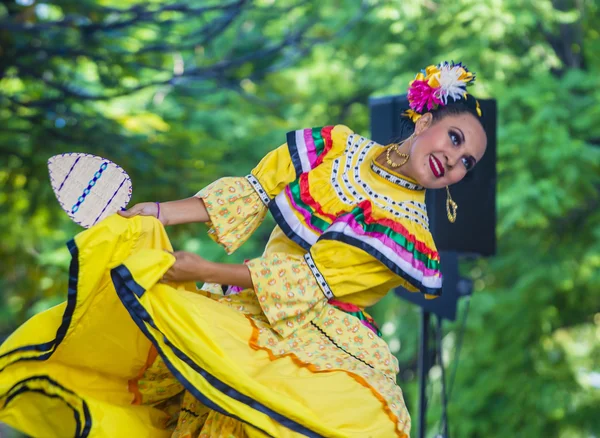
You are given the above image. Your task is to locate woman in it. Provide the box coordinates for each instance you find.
[0,62,487,437]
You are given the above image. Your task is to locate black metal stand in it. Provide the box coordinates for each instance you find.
[417,310,453,438]
[436,315,449,438]
[417,309,430,438]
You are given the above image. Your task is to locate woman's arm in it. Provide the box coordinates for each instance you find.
[162,251,253,290]
[119,197,209,226]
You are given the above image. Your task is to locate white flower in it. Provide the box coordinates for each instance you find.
[434,63,469,105]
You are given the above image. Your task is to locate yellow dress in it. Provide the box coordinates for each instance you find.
[0,125,442,437]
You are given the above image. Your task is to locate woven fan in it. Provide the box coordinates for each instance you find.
[48,153,132,228]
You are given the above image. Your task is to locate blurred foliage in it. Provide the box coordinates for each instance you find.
[1,0,599,437]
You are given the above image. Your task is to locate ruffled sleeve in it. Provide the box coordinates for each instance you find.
[195,137,303,254]
[196,125,350,254]
[245,237,403,339]
[195,177,267,254]
[196,139,296,254]
[246,252,326,338]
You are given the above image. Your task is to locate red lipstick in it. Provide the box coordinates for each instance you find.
[429,154,445,178]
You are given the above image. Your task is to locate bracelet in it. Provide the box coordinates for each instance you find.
[156,202,161,220]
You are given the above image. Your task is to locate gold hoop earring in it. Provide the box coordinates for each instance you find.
[446,186,458,223]
[385,134,414,168]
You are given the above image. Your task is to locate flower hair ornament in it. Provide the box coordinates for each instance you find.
[404,61,481,123]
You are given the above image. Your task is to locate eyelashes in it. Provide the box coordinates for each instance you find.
[462,157,476,171]
[449,129,462,146]
[448,129,476,171]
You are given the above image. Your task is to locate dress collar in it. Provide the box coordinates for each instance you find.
[370,159,425,191]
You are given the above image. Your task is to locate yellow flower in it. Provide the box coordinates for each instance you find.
[404,109,423,122]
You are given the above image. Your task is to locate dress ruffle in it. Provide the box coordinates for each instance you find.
[0,216,410,437]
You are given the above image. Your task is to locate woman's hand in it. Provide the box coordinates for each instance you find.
[119,202,165,225]
[162,251,208,283]
[118,198,209,226]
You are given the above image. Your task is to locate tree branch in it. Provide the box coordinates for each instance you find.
[2,0,369,119]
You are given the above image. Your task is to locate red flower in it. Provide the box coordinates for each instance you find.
[408,80,443,113]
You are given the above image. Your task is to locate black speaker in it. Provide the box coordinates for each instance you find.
[369,94,497,257]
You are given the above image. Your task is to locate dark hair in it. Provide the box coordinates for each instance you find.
[395,94,482,142]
